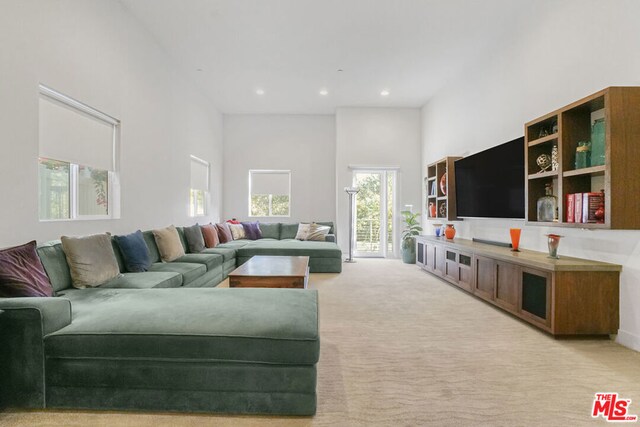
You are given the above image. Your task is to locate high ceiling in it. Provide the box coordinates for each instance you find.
[120,0,541,114]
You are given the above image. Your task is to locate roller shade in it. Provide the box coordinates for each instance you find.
[190,157,209,191]
[251,171,290,195]
[39,95,115,171]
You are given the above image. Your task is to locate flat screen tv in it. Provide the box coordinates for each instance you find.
[454,137,525,219]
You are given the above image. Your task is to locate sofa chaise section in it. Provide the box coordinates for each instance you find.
[40,288,319,415]
[236,239,342,273]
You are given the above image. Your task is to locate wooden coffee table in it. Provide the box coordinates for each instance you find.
[228,256,310,289]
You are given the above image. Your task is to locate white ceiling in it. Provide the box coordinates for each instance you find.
[120,0,541,114]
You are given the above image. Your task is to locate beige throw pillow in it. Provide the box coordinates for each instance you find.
[295,223,311,240]
[229,223,246,240]
[152,225,185,262]
[307,223,331,241]
[61,233,121,288]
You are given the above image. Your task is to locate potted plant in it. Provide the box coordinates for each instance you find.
[401,210,422,264]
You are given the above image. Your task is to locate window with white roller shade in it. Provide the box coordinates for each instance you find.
[190,156,210,217]
[37,84,120,221]
[249,170,291,217]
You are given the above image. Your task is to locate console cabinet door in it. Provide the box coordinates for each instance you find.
[444,249,459,283]
[457,252,473,292]
[495,261,520,312]
[520,267,552,329]
[434,245,446,277]
[425,243,436,271]
[416,241,425,267]
[473,255,495,301]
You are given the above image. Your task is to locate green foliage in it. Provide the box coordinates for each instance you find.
[401,210,422,241]
[251,194,289,216]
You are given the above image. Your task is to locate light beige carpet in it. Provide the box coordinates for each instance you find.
[2,258,639,426]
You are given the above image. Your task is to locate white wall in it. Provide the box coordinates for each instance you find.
[0,0,223,246]
[222,115,336,224]
[336,108,422,255]
[421,0,640,350]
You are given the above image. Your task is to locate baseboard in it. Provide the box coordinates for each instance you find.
[616,329,640,352]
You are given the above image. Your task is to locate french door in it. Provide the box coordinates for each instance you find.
[352,169,396,258]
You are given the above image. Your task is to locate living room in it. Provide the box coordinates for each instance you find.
[1,0,640,425]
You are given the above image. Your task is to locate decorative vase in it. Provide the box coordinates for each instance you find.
[591,118,605,166]
[440,173,447,195]
[402,236,416,264]
[574,141,591,169]
[551,143,559,171]
[433,223,443,237]
[537,183,557,222]
[510,228,521,251]
[546,234,562,259]
[444,224,456,240]
[429,202,436,218]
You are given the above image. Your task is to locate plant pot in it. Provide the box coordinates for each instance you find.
[402,236,416,264]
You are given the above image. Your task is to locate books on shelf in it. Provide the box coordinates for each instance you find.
[430,181,436,196]
[565,192,604,224]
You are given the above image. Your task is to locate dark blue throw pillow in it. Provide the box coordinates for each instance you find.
[114,230,151,273]
[242,221,262,240]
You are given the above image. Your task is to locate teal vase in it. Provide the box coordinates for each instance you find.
[591,118,605,166]
[402,237,416,264]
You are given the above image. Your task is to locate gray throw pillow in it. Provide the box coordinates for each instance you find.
[61,233,121,289]
[184,224,205,253]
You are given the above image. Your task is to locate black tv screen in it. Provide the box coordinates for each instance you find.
[454,137,525,219]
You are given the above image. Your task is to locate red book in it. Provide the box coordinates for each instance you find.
[574,193,583,224]
[582,192,604,223]
[566,194,575,223]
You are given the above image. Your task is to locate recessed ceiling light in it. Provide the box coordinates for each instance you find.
[256,88,265,95]
[380,89,390,97]
[319,89,329,96]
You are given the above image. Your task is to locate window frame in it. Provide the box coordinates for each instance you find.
[38,84,120,222]
[189,155,210,218]
[248,169,291,218]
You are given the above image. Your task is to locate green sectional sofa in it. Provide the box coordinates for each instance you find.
[0,221,340,415]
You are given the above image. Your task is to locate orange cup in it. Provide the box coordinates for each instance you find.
[510,228,522,251]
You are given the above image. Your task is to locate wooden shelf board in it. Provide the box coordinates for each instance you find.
[527,134,558,147]
[526,220,608,229]
[427,177,436,181]
[436,196,448,201]
[562,165,606,178]
[528,170,558,180]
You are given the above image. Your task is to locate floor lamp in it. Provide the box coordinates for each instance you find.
[344,187,359,263]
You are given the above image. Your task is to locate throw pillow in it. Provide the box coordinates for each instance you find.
[229,223,246,240]
[113,230,151,273]
[242,221,262,240]
[152,225,185,262]
[306,223,331,241]
[201,223,219,248]
[295,223,311,240]
[0,241,54,297]
[61,234,121,288]
[183,224,205,253]
[215,222,233,243]
[259,223,280,239]
[226,219,241,225]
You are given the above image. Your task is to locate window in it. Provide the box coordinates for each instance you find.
[249,170,291,217]
[38,84,119,220]
[190,155,210,217]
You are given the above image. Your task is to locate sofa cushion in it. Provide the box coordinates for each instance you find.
[238,240,342,259]
[37,241,72,292]
[201,247,236,262]
[113,231,151,273]
[229,223,246,240]
[100,272,183,289]
[46,288,319,365]
[142,231,161,264]
[0,241,54,298]
[148,262,206,286]
[183,224,206,253]
[152,225,185,262]
[61,234,121,289]
[280,223,299,240]
[258,223,280,240]
[201,224,219,248]
[217,240,251,250]
[175,253,223,272]
[242,221,262,240]
[215,223,233,244]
